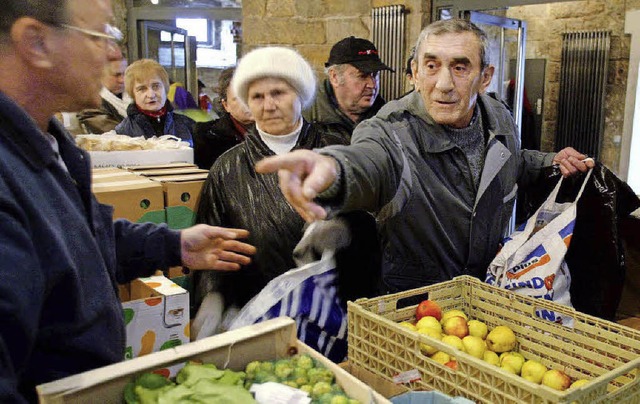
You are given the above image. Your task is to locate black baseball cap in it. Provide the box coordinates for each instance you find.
[325,36,395,74]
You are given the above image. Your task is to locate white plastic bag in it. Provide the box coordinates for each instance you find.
[486,168,593,327]
[228,222,348,362]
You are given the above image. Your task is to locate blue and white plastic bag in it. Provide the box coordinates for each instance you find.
[486,168,593,327]
[228,222,348,362]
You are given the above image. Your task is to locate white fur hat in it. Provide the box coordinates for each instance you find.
[232,47,316,109]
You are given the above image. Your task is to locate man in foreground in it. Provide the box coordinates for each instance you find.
[0,1,255,401]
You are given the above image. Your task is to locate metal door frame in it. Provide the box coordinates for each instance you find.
[137,21,193,96]
[465,11,527,140]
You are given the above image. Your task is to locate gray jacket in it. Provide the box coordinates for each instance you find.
[320,91,555,294]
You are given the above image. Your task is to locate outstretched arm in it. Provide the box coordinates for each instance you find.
[255,149,340,222]
[181,225,256,271]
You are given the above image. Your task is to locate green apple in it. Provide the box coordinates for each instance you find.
[417,327,442,355]
[499,352,525,375]
[542,369,572,391]
[398,321,417,332]
[500,363,518,374]
[486,325,517,353]
[467,320,489,339]
[430,351,451,365]
[521,360,547,384]
[441,335,465,352]
[483,350,500,366]
[416,316,442,333]
[570,379,589,389]
[462,335,486,359]
[441,309,468,324]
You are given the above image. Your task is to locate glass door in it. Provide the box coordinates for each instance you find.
[138,21,197,99]
[464,11,527,141]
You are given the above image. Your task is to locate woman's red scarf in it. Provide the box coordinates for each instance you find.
[137,105,167,120]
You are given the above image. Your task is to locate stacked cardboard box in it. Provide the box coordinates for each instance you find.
[90,164,209,362]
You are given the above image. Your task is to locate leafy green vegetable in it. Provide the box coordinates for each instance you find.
[136,373,173,390]
[176,362,224,387]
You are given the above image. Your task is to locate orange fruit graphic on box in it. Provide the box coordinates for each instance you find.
[139,330,156,356]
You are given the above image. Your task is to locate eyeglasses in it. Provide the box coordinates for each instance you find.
[58,23,123,43]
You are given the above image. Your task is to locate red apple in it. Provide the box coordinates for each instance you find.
[416,300,442,321]
[442,316,469,339]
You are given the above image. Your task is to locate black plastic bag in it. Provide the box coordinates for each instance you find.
[518,162,640,320]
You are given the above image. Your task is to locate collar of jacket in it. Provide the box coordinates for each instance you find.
[323,79,386,125]
[0,90,70,171]
[126,98,174,117]
[390,91,507,153]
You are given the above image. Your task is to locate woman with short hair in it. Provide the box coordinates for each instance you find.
[115,59,194,146]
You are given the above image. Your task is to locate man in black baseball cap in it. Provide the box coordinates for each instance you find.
[304,36,394,140]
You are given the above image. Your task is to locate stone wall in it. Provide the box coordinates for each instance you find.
[241,0,429,92]
[507,0,636,171]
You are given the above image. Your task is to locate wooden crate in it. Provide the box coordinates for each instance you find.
[37,317,389,404]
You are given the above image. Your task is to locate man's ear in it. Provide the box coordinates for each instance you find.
[10,17,55,69]
[410,58,420,92]
[328,68,340,87]
[221,99,230,113]
[479,65,495,94]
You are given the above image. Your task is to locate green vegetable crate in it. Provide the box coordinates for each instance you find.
[347,275,640,403]
[37,317,389,403]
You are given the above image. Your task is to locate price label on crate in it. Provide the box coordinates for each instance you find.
[392,369,421,384]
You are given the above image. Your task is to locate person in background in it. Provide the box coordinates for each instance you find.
[0,0,256,402]
[403,46,416,95]
[198,79,214,113]
[303,36,394,140]
[116,59,195,146]
[168,79,198,110]
[77,48,131,133]
[256,19,594,298]
[192,47,351,339]
[193,66,254,169]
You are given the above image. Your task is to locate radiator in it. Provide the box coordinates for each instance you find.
[372,5,406,101]
[556,31,610,159]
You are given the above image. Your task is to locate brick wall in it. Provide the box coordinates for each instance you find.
[241,0,429,92]
[507,0,636,171]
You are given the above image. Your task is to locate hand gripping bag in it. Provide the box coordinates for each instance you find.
[486,168,593,327]
[228,221,348,363]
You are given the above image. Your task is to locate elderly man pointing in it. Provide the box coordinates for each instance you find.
[258,19,593,296]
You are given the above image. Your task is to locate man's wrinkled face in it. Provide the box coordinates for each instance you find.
[412,32,494,128]
[103,59,127,95]
[50,0,115,110]
[223,85,253,125]
[330,64,380,120]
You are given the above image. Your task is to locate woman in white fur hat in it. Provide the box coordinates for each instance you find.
[192,47,350,339]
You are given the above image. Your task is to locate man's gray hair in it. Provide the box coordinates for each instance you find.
[414,19,491,69]
[325,64,349,86]
[0,0,69,35]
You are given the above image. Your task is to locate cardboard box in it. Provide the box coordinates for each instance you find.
[121,276,190,362]
[88,148,193,168]
[136,167,209,230]
[92,178,165,223]
[36,318,390,404]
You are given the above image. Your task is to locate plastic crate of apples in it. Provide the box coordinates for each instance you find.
[347,275,640,404]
